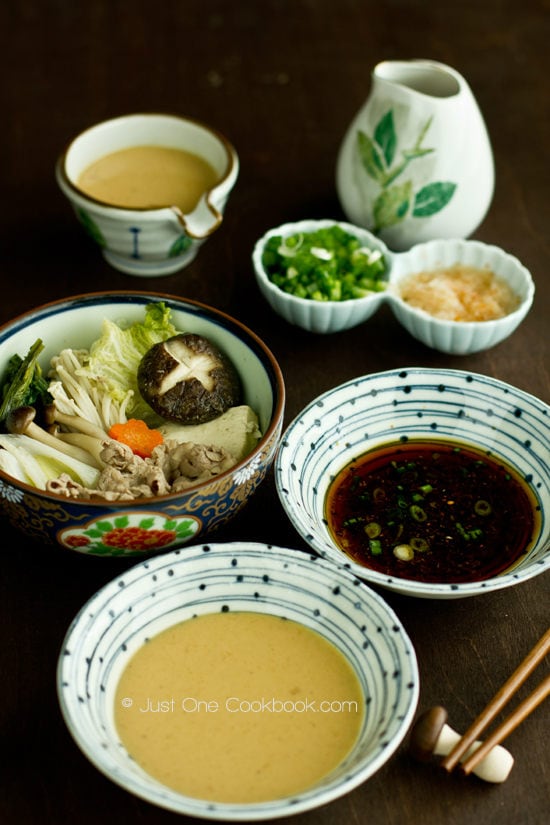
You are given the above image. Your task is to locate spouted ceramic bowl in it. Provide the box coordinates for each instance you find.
[57,542,419,820]
[275,368,550,599]
[56,113,239,276]
[0,292,284,555]
[253,220,534,352]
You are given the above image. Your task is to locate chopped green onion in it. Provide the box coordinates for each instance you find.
[410,504,427,522]
[393,544,414,561]
[456,522,484,541]
[369,538,383,556]
[343,516,363,526]
[474,499,492,516]
[365,522,381,538]
[410,537,430,552]
[262,225,388,302]
[373,487,386,502]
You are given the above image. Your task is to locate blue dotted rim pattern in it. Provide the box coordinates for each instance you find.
[57,542,419,820]
[275,367,550,599]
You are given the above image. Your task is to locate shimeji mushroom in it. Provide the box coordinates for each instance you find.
[6,406,101,469]
[48,425,108,469]
[44,403,117,468]
[44,404,109,440]
[409,706,514,783]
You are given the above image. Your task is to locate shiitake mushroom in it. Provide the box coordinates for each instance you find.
[138,333,242,425]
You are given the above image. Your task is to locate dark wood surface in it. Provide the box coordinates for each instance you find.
[1,2,549,823]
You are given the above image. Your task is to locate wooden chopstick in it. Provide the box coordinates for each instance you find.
[441,627,550,773]
[460,672,550,775]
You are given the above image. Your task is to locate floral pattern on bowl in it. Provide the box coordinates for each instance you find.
[59,512,201,556]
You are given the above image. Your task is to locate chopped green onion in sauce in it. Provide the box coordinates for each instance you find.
[325,440,538,583]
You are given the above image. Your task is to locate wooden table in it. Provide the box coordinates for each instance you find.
[1,2,548,823]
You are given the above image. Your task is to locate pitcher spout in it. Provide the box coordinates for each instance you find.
[373,59,464,99]
[171,196,223,239]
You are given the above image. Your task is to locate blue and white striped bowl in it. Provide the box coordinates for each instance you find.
[57,542,419,819]
[275,368,550,599]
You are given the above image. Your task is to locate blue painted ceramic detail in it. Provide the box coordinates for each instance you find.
[276,368,550,599]
[57,543,419,819]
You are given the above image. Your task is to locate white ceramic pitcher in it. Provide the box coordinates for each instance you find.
[336,60,494,251]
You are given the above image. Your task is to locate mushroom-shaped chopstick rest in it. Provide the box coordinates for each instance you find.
[410,706,514,783]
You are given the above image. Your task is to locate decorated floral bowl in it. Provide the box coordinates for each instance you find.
[253,220,534,353]
[57,542,419,819]
[0,292,285,556]
[275,368,550,599]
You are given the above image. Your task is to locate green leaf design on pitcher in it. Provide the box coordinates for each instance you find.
[374,110,397,167]
[373,181,413,230]
[356,109,457,231]
[413,181,457,217]
[357,131,386,184]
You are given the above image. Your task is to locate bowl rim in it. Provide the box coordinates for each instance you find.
[275,366,550,599]
[55,111,239,215]
[0,290,285,505]
[56,540,420,819]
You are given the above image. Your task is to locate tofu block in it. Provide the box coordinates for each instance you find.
[159,405,262,461]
